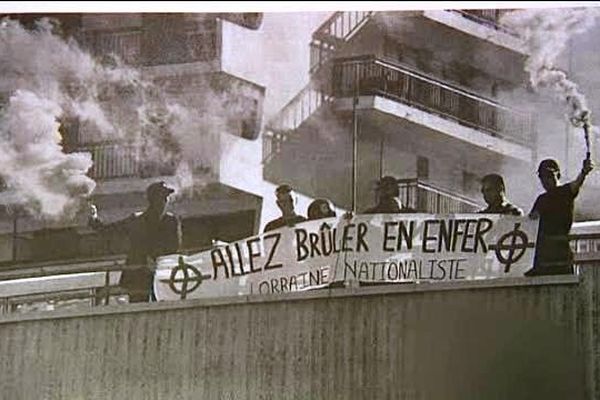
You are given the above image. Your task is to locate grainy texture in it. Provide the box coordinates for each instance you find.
[0,269,597,400]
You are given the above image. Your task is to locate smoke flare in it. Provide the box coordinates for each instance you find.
[0,16,258,219]
[502,8,600,123]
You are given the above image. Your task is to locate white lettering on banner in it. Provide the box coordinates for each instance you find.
[154,214,539,301]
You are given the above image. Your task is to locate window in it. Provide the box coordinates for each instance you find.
[417,156,429,180]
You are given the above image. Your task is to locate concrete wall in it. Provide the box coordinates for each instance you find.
[0,268,597,400]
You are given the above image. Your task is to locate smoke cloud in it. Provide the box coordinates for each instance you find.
[502,8,600,123]
[0,16,253,220]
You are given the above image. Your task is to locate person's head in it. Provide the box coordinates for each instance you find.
[537,159,561,192]
[307,199,336,220]
[146,181,175,212]
[481,174,506,206]
[376,176,400,200]
[275,184,296,216]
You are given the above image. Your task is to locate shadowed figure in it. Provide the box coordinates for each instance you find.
[263,184,307,233]
[307,198,336,220]
[363,176,416,214]
[478,173,523,215]
[89,181,182,302]
[527,158,593,276]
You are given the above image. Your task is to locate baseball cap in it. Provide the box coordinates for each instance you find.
[146,181,175,199]
[537,159,560,174]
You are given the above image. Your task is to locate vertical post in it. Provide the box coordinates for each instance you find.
[12,213,17,262]
[379,132,385,179]
[352,63,360,213]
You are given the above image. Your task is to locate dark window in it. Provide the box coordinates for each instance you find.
[417,156,429,180]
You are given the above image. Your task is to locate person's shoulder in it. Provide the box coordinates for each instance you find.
[293,215,307,223]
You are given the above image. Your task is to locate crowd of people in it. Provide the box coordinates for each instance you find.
[263,157,594,278]
[88,157,593,302]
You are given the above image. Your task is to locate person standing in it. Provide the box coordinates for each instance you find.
[89,181,182,302]
[527,158,593,276]
[363,176,416,214]
[478,174,523,215]
[263,184,307,232]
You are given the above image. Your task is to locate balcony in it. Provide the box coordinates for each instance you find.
[451,9,517,36]
[397,178,481,213]
[81,30,142,64]
[78,143,177,180]
[310,11,374,74]
[332,56,535,146]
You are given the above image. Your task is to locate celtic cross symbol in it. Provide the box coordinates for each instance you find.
[166,256,211,299]
[488,223,536,273]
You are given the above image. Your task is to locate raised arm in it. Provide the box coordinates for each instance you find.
[569,158,594,195]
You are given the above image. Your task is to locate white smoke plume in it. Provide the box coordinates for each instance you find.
[502,8,600,123]
[0,16,255,220]
[0,18,140,219]
[0,90,94,217]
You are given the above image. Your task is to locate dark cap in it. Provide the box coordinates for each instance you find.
[146,181,175,199]
[537,159,560,173]
[376,176,400,189]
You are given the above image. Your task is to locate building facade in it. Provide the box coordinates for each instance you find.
[0,13,268,265]
[264,10,536,213]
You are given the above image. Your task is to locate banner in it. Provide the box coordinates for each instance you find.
[154,214,539,301]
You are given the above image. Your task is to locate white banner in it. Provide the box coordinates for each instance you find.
[155,214,538,301]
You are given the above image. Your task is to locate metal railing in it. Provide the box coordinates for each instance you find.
[81,30,142,64]
[263,85,333,163]
[80,143,140,180]
[332,56,535,145]
[310,11,374,74]
[78,143,177,180]
[451,9,518,36]
[397,178,481,213]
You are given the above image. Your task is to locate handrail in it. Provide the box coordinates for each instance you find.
[396,178,481,213]
[309,11,374,74]
[266,84,332,132]
[335,55,521,112]
[397,178,481,208]
[450,9,518,36]
[332,56,534,145]
[313,11,374,42]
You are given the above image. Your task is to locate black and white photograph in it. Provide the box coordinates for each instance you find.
[0,1,599,398]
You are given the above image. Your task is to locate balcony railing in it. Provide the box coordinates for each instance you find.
[310,11,374,74]
[397,178,481,213]
[332,56,535,146]
[78,143,177,180]
[81,30,142,64]
[451,9,517,36]
[263,85,333,163]
[81,143,140,180]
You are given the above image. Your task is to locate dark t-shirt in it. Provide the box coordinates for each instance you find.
[478,202,523,216]
[530,184,577,273]
[531,184,576,237]
[263,215,307,233]
[91,211,181,301]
